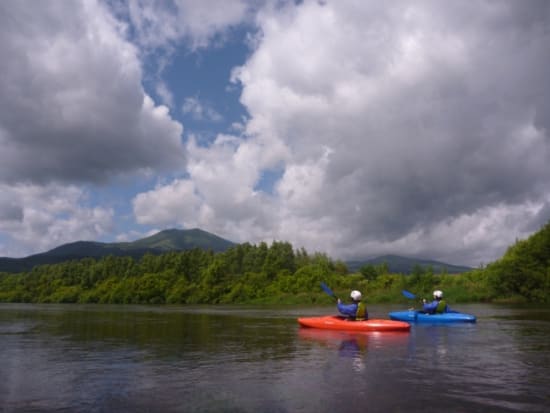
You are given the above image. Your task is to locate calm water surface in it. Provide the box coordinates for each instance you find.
[1,303,549,412]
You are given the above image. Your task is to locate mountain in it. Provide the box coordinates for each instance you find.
[119,228,234,252]
[0,229,472,275]
[0,228,235,273]
[346,254,472,274]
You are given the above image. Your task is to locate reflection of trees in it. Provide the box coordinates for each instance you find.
[22,306,300,362]
[503,308,550,402]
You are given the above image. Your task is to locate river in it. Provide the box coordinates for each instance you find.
[0,303,549,412]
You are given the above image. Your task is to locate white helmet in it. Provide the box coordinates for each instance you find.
[433,290,443,299]
[350,290,362,301]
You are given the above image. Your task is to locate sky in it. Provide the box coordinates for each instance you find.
[1,0,549,267]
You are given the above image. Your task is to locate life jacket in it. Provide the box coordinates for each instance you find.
[355,302,367,320]
[436,299,447,313]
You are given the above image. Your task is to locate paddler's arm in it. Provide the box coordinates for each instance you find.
[337,299,358,317]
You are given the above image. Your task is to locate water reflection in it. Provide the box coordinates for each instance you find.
[297,328,410,372]
[2,303,549,412]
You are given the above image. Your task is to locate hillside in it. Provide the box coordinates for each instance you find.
[0,229,473,275]
[346,254,472,274]
[0,228,234,273]
[484,221,550,302]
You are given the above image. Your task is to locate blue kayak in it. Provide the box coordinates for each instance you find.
[388,310,476,323]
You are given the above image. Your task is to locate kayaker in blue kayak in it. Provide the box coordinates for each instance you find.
[337,290,368,320]
[422,290,448,314]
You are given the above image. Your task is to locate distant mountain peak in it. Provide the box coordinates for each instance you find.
[346,254,472,274]
[0,228,235,273]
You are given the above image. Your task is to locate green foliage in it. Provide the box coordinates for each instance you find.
[2,221,550,304]
[483,221,550,303]
[262,241,295,278]
[0,241,348,305]
[359,262,388,281]
[359,264,378,280]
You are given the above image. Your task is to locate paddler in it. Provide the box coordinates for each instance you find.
[337,290,368,321]
[422,290,448,314]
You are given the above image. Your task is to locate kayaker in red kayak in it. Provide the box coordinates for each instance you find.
[337,290,368,321]
[422,290,449,314]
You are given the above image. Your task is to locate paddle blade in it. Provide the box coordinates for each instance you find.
[320,282,337,299]
[401,290,417,299]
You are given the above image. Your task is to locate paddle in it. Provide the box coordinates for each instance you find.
[402,289,422,313]
[401,290,417,300]
[320,282,338,301]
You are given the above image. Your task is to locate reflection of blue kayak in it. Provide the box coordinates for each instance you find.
[388,310,476,323]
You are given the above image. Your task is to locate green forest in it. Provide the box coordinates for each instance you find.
[1,221,550,305]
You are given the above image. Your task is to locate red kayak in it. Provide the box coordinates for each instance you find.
[297,315,410,332]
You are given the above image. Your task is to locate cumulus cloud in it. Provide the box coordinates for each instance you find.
[0,183,113,257]
[133,133,282,242]
[0,0,186,255]
[135,0,550,266]
[0,0,185,185]
[4,0,547,266]
[125,0,254,50]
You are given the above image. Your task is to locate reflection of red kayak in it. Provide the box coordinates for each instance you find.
[298,328,369,348]
[297,315,410,332]
[298,327,409,345]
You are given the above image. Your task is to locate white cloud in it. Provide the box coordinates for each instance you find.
[134,179,202,226]
[0,183,113,257]
[0,0,185,185]
[115,228,159,243]
[136,0,550,266]
[231,0,550,265]
[4,0,548,266]
[126,0,254,50]
[0,0,187,256]
[133,132,282,243]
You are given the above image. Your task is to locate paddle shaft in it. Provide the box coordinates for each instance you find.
[401,290,417,300]
[320,282,338,301]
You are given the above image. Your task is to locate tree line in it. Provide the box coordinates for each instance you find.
[0,242,348,304]
[1,222,549,305]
